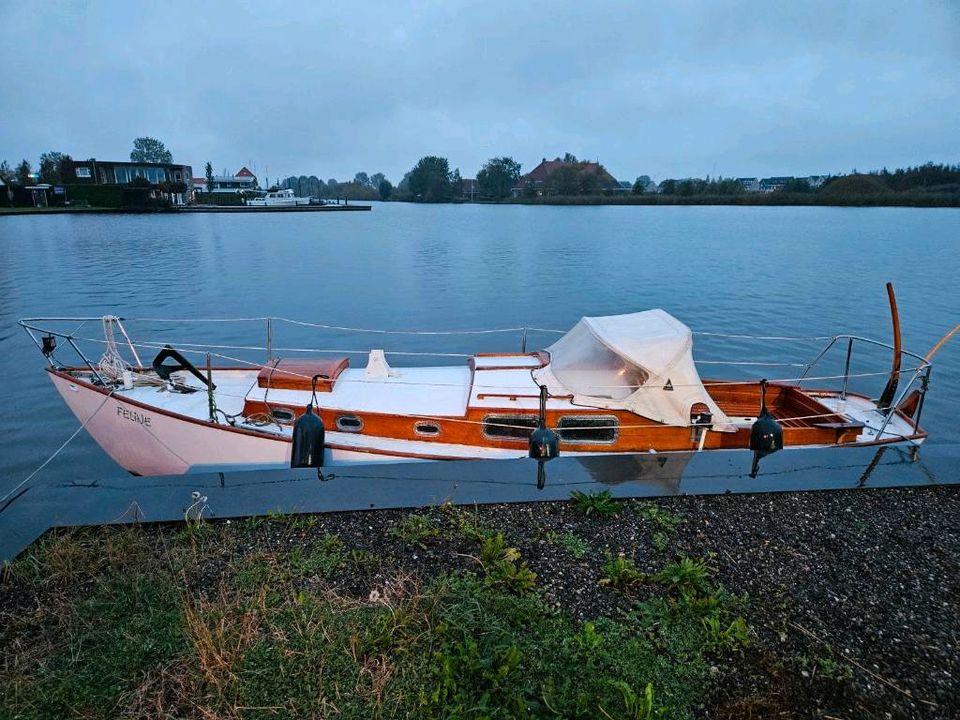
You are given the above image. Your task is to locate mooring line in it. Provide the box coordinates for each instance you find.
[0,389,116,506]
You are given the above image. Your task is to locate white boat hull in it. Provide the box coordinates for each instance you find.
[48,371,530,475]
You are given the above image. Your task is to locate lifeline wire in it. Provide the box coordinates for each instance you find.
[0,389,117,506]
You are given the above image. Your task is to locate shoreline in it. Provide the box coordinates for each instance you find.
[2,485,956,718]
[3,194,959,216]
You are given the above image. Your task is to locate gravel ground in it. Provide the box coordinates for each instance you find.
[4,485,957,718]
[221,486,959,719]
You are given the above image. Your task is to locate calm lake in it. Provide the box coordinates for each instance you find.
[1,204,958,498]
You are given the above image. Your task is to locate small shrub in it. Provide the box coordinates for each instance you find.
[570,489,618,518]
[599,553,646,592]
[388,513,440,549]
[478,533,537,595]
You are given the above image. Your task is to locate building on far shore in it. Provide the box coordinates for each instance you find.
[737,177,761,192]
[62,158,193,204]
[760,176,794,192]
[513,157,619,197]
[203,167,259,194]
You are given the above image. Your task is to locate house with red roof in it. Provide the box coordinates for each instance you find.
[513,157,618,197]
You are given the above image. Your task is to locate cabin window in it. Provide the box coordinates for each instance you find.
[483,415,540,440]
[557,416,618,443]
[270,407,295,424]
[336,415,364,432]
[414,421,441,437]
[75,166,91,178]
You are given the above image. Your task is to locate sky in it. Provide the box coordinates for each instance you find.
[1,1,957,184]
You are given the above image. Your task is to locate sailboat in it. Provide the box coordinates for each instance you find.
[21,286,942,477]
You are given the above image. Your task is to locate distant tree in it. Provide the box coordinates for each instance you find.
[658,179,678,195]
[632,178,646,195]
[450,168,463,198]
[15,159,31,186]
[780,178,811,193]
[0,160,14,184]
[39,151,69,184]
[353,171,369,187]
[712,178,744,195]
[204,161,214,191]
[548,164,581,196]
[369,172,386,190]
[307,176,321,197]
[378,178,393,200]
[477,156,522,199]
[562,152,578,163]
[522,181,538,199]
[407,156,453,202]
[579,169,600,195]
[130,137,173,164]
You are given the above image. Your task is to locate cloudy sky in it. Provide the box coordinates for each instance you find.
[1,1,957,184]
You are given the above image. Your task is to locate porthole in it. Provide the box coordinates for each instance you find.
[482,415,539,440]
[336,415,364,432]
[557,416,618,443]
[271,408,295,424]
[414,421,441,437]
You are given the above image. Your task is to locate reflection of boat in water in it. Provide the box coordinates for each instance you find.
[245,188,311,207]
[21,287,946,477]
[575,451,693,491]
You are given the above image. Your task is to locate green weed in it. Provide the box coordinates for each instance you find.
[477,533,537,595]
[702,615,751,652]
[440,503,497,542]
[635,502,683,531]
[570,489,619,518]
[545,530,592,559]
[289,533,344,578]
[652,531,669,552]
[655,556,712,601]
[599,553,647,592]
[388,513,440,549]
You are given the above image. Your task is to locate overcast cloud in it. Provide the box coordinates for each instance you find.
[1,1,957,183]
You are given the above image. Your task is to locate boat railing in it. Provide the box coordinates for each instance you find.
[797,334,932,438]
[17,317,933,441]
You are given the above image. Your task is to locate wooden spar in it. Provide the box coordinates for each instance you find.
[925,322,960,362]
[878,282,902,412]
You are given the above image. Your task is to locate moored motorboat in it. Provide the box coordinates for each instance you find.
[21,289,947,477]
[246,188,312,206]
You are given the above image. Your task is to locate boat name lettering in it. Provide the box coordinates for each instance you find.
[117,405,152,427]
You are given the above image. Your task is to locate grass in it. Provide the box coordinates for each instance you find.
[0,518,752,719]
[387,512,440,549]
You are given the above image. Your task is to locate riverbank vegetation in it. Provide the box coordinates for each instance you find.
[2,487,956,718]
